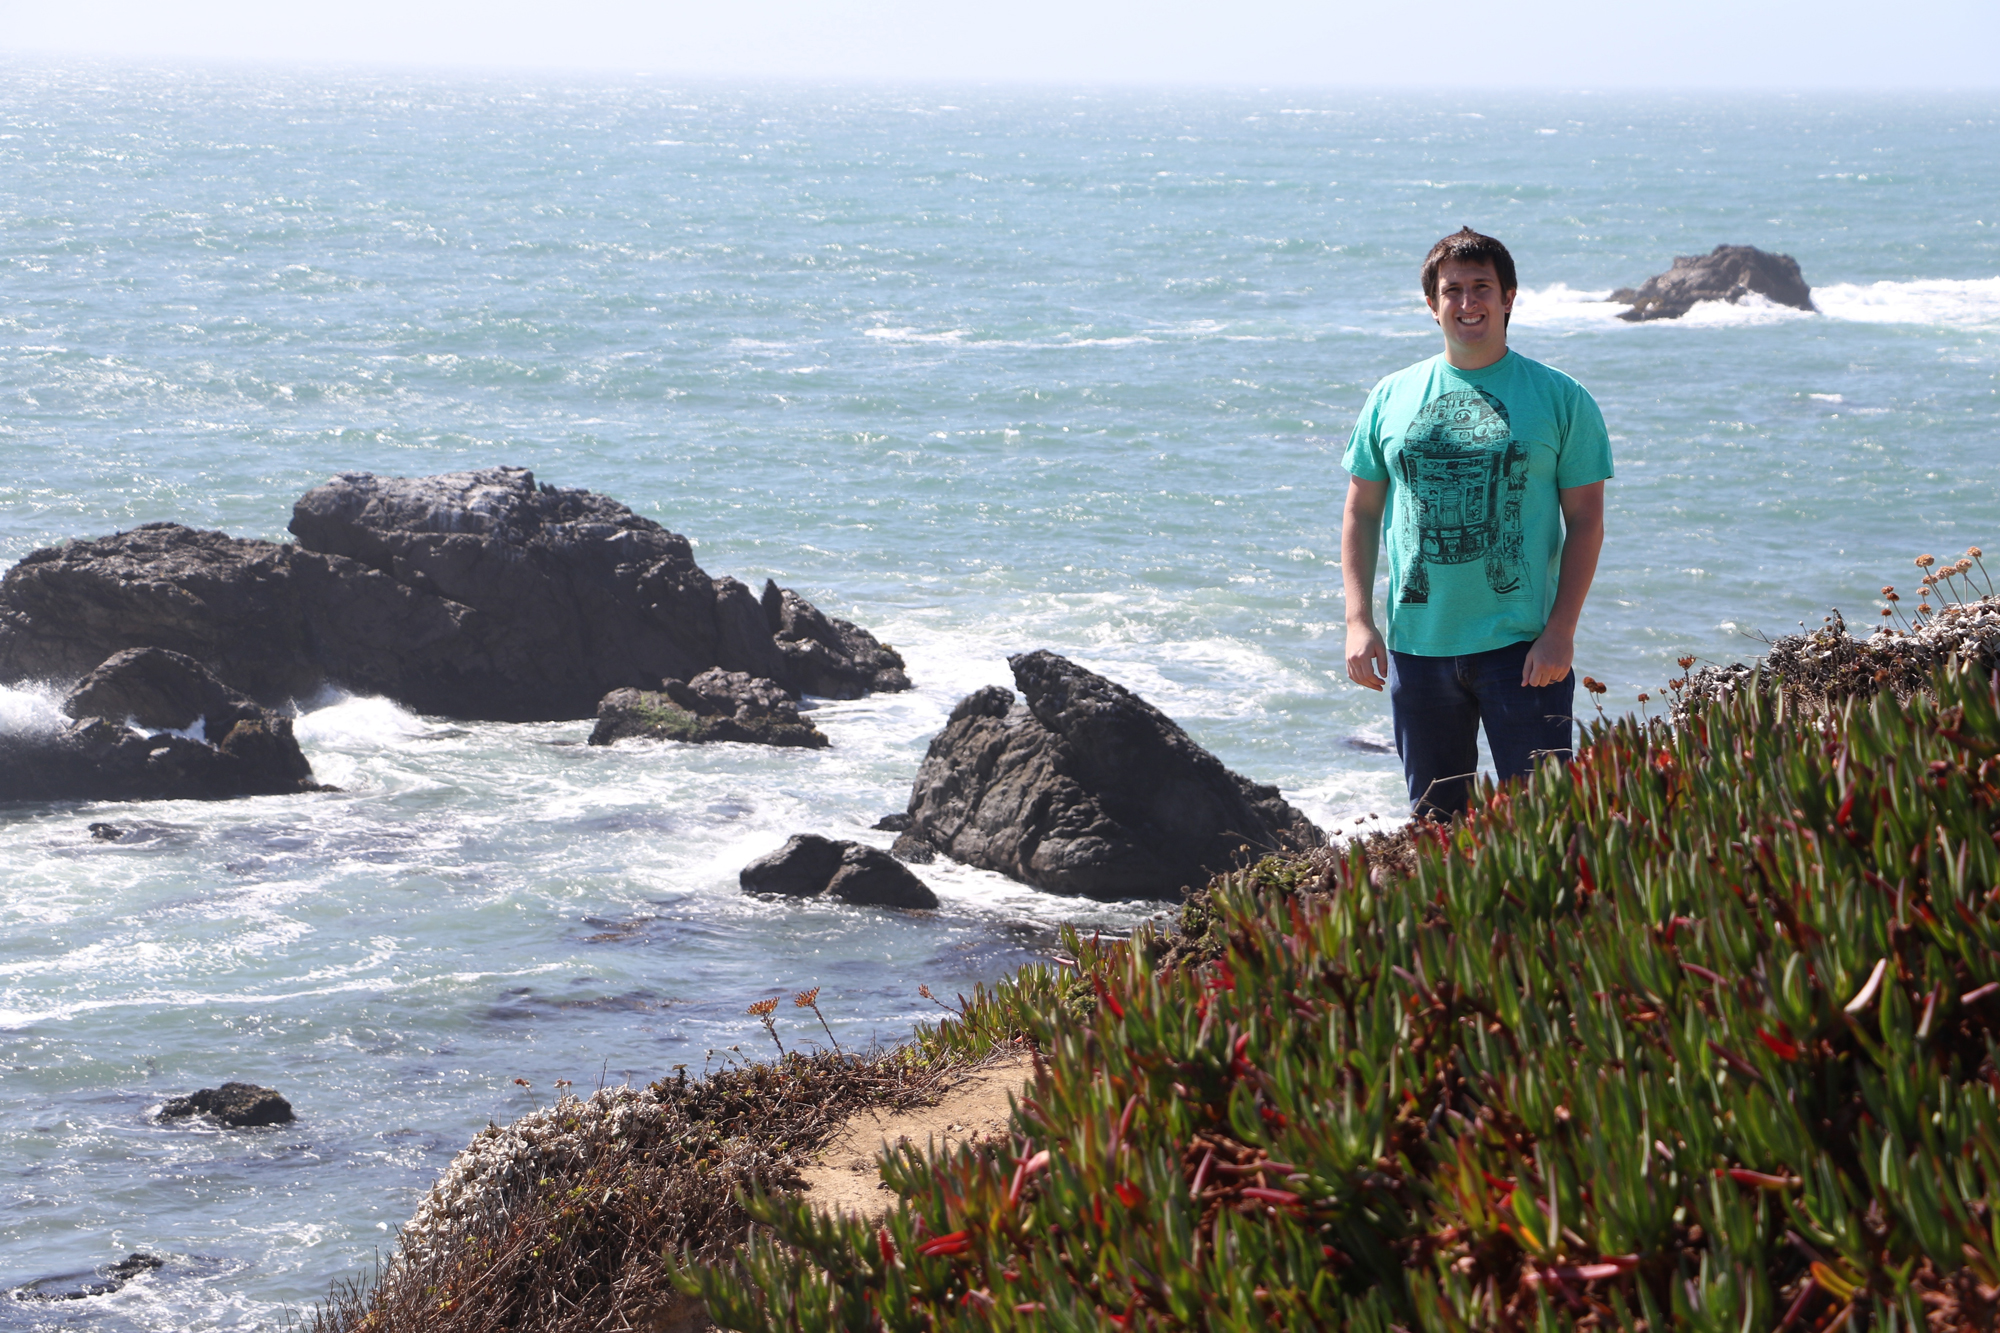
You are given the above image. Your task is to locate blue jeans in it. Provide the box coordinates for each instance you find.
[1387,640,1575,819]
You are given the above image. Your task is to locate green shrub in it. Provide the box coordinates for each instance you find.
[681,660,2000,1330]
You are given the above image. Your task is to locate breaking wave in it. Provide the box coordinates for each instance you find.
[1512,276,2000,332]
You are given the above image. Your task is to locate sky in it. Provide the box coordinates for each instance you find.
[1,0,1996,88]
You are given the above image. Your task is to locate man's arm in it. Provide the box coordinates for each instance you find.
[1342,477,1390,691]
[1522,480,1605,688]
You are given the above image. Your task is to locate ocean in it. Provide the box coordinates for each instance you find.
[0,63,1995,1327]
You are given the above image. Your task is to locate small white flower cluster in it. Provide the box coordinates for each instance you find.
[397,1086,653,1263]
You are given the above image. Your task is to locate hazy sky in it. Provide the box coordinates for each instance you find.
[2,0,1996,88]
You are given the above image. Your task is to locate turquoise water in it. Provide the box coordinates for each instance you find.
[1,64,1996,1327]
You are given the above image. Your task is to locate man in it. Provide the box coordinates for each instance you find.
[1341,227,1610,819]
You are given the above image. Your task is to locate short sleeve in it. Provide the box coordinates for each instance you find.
[1341,386,1390,482]
[1555,382,1614,489]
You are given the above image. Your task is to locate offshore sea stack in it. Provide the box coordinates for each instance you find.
[895,650,1323,901]
[0,468,909,721]
[1609,244,1814,321]
[0,648,322,802]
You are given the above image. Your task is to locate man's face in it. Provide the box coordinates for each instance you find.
[1428,258,1514,362]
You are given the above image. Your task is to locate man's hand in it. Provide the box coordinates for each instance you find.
[1346,622,1389,691]
[1521,629,1574,688]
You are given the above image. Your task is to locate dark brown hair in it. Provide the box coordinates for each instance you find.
[1421,227,1518,323]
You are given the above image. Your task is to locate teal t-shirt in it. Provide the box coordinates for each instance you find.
[1341,350,1613,658]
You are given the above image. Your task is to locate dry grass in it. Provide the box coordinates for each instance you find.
[1676,592,1998,721]
[305,1047,997,1333]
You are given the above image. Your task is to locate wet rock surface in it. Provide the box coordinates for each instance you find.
[760,580,910,699]
[897,651,1323,901]
[1608,244,1814,321]
[11,1253,164,1301]
[0,649,322,803]
[588,669,828,749]
[0,468,910,722]
[740,834,938,909]
[159,1082,295,1128]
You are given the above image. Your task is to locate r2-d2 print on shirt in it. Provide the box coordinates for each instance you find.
[1394,386,1528,605]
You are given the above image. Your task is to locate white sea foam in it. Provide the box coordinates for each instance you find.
[294,693,434,748]
[1513,276,2000,332]
[1814,276,2000,327]
[0,682,65,735]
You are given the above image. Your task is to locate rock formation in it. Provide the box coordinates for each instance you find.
[0,648,322,802]
[589,669,828,749]
[159,1081,296,1127]
[0,468,910,721]
[761,580,911,699]
[896,651,1322,901]
[1608,244,1814,321]
[10,1253,164,1302]
[740,834,938,909]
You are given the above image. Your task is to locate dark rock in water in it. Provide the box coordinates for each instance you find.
[588,669,828,749]
[0,468,911,722]
[12,1252,164,1301]
[1608,244,1814,322]
[159,1081,294,1127]
[761,579,911,699]
[0,523,330,702]
[88,822,125,841]
[889,830,936,864]
[824,844,938,908]
[740,833,938,909]
[871,812,912,832]
[65,646,270,738]
[1343,735,1395,755]
[0,650,322,803]
[741,833,846,896]
[899,652,1323,901]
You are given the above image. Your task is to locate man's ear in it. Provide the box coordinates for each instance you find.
[1502,287,1518,311]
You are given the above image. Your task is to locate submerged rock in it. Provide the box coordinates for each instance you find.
[159,1081,295,1128]
[897,651,1323,901]
[1608,244,1814,321]
[10,1253,164,1301]
[740,834,938,909]
[588,669,828,749]
[0,468,911,722]
[0,648,322,803]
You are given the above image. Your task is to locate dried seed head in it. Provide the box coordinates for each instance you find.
[1881,608,1894,617]
[794,987,821,1008]
[1677,655,1696,669]
[1581,676,1607,695]
[747,998,778,1017]
[1969,546,1984,558]
[1916,554,1936,568]
[1881,586,1895,596]
[1886,591,1900,601]
[1636,692,1650,703]
[1919,603,1933,615]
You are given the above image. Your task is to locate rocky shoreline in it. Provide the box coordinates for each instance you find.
[2,467,1324,905]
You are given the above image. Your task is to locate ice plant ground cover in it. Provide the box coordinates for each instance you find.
[683,657,2000,1330]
